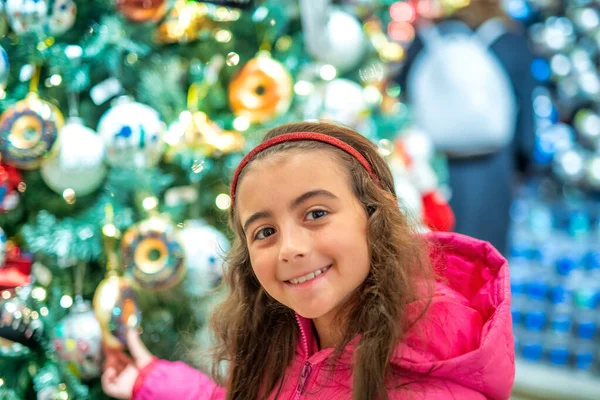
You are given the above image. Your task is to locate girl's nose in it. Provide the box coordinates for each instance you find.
[278,225,311,264]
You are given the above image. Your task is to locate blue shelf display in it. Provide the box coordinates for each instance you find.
[509,181,600,376]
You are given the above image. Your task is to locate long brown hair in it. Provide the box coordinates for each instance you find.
[210,122,435,400]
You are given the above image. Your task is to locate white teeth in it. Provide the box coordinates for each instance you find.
[288,266,330,285]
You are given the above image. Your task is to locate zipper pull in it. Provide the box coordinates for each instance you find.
[295,362,312,394]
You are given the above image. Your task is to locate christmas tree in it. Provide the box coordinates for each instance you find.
[0,1,452,398]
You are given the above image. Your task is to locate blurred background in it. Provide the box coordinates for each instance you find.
[0,0,598,399]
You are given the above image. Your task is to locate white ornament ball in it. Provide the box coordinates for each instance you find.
[312,10,366,73]
[0,45,8,90]
[41,118,106,197]
[5,0,48,35]
[180,220,230,297]
[47,0,76,36]
[0,226,6,267]
[305,79,367,128]
[97,98,166,168]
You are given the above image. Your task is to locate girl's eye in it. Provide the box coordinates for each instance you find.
[306,210,328,221]
[254,227,276,241]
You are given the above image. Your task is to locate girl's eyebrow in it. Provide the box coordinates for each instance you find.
[290,189,338,209]
[243,210,272,233]
[242,190,338,233]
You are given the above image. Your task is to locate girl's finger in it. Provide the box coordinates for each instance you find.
[126,328,153,367]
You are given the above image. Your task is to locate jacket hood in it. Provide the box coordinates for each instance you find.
[392,232,514,399]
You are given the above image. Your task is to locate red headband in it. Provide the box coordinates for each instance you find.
[230,132,379,206]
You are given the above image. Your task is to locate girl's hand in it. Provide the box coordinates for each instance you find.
[101,329,155,399]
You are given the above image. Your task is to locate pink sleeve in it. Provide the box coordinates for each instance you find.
[132,359,226,400]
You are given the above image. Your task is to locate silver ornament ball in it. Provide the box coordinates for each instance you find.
[53,300,103,380]
[180,220,229,297]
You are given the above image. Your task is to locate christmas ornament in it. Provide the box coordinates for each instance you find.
[313,10,366,72]
[40,118,106,197]
[179,220,229,297]
[300,1,367,72]
[0,246,32,289]
[304,79,368,128]
[97,97,166,168]
[155,0,218,44]
[53,299,102,380]
[0,287,43,348]
[116,0,167,23]
[228,53,293,124]
[166,111,245,163]
[0,92,63,170]
[5,0,48,35]
[121,216,185,291]
[0,164,23,213]
[0,45,8,91]
[94,204,142,350]
[93,274,140,349]
[46,0,77,36]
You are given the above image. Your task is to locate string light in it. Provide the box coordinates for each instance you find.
[387,21,415,42]
[320,65,337,81]
[390,2,415,23]
[216,194,231,210]
[32,287,47,301]
[294,81,314,96]
[60,295,73,309]
[233,116,250,131]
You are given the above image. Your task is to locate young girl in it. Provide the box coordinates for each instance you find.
[101,122,514,400]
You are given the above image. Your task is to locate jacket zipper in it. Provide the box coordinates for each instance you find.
[293,361,312,400]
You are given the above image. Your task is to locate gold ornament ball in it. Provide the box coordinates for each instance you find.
[116,0,167,23]
[92,275,141,349]
[228,54,293,124]
[182,111,244,155]
[155,0,217,44]
[121,217,186,291]
[0,92,64,170]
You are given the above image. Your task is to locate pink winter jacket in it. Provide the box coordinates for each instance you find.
[133,232,515,399]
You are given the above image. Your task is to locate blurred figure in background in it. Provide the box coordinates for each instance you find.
[397,0,536,255]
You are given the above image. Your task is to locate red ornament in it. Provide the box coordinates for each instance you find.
[0,164,23,213]
[0,244,32,289]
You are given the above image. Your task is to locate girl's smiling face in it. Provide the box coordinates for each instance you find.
[235,149,370,322]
